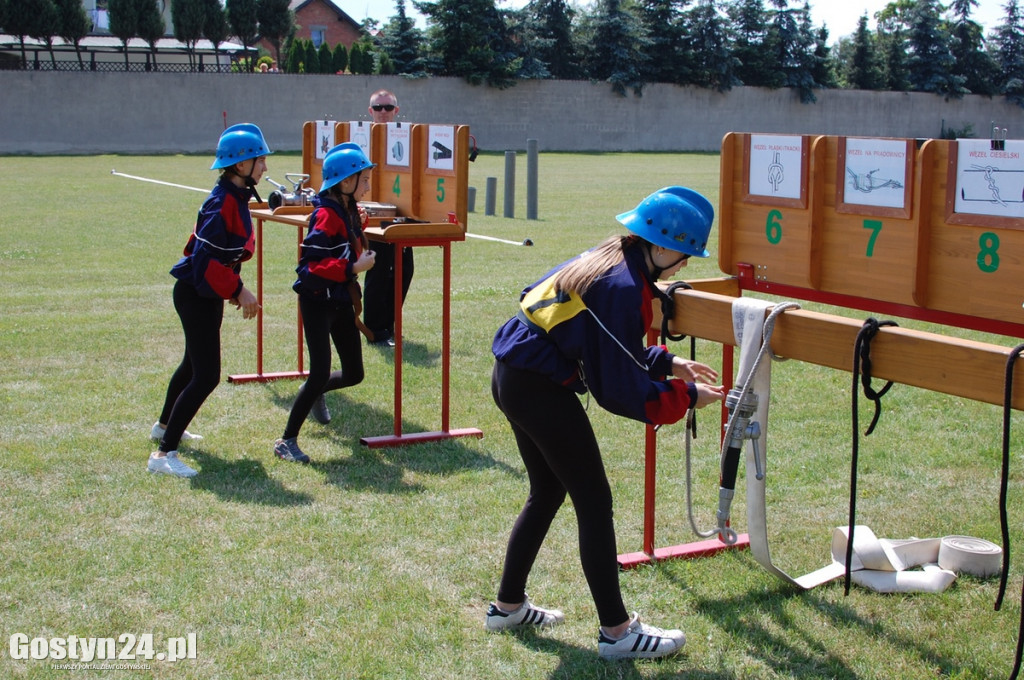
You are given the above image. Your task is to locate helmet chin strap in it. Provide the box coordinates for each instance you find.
[227,162,262,203]
[643,241,687,280]
[341,170,362,202]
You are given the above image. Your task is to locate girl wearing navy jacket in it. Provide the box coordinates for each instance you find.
[484,186,727,660]
[149,124,271,478]
[273,143,376,463]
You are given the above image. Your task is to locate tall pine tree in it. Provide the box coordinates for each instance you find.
[993,0,1024,106]
[378,0,425,75]
[906,0,966,97]
[584,0,647,95]
[947,0,999,95]
[257,0,293,69]
[108,0,138,69]
[415,0,518,86]
[136,0,164,70]
[55,0,91,70]
[227,0,259,72]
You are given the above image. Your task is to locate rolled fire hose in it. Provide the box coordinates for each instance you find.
[729,297,1002,592]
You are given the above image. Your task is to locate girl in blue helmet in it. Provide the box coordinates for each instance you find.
[273,143,377,463]
[485,187,727,659]
[149,124,272,478]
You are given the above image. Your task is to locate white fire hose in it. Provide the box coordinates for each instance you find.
[719,297,1001,592]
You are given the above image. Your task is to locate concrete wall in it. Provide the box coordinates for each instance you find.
[3,71,1022,155]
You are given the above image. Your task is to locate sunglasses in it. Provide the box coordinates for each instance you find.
[371,104,396,112]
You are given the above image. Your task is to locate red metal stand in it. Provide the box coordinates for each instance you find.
[228,208,308,384]
[229,209,482,448]
[359,234,484,448]
[617,330,749,569]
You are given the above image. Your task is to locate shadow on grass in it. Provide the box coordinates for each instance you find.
[181,450,315,507]
[262,385,520,494]
[653,557,995,680]
[366,336,440,368]
[498,628,734,680]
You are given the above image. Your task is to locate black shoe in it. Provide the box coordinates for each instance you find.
[310,394,330,424]
[369,330,394,346]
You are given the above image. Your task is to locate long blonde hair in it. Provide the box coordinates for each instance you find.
[553,234,639,297]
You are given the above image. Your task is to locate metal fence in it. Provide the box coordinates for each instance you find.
[0,47,249,73]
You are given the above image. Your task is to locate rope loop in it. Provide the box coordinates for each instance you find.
[659,281,693,345]
[854,318,898,437]
[845,317,897,596]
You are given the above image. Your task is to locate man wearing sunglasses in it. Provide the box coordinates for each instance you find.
[363,89,413,347]
[368,89,399,122]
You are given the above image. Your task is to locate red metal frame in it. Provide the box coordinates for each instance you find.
[359,235,484,448]
[228,213,308,384]
[618,328,750,569]
[229,210,482,448]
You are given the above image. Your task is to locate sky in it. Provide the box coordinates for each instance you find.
[332,0,1011,43]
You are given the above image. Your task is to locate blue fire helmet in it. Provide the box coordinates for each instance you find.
[615,186,714,258]
[211,123,273,170]
[320,143,375,193]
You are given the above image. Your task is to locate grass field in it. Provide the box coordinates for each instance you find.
[2,150,1023,679]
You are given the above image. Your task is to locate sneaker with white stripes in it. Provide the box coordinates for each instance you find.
[485,597,564,631]
[147,451,198,478]
[598,613,685,660]
[150,422,203,443]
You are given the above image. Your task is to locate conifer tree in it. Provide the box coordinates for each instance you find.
[906,0,966,97]
[136,0,164,70]
[531,0,580,79]
[172,0,204,70]
[584,0,647,95]
[333,42,348,74]
[318,41,333,73]
[202,0,230,72]
[257,0,293,68]
[108,0,139,69]
[845,14,883,89]
[378,0,425,75]
[637,0,688,84]
[304,38,320,74]
[948,0,999,95]
[993,0,1024,106]
[685,0,739,91]
[55,0,91,70]
[226,0,259,71]
[728,0,770,86]
[415,0,518,86]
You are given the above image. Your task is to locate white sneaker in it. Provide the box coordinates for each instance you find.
[150,422,203,443]
[147,451,198,478]
[485,596,564,631]
[598,613,685,660]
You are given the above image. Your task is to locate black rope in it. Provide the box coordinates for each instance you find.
[659,281,693,345]
[845,318,898,596]
[659,281,697,437]
[999,344,1024,680]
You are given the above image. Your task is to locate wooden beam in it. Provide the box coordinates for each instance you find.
[661,286,1024,410]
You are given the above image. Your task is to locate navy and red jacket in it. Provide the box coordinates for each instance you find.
[492,245,698,426]
[170,176,255,300]
[292,195,365,302]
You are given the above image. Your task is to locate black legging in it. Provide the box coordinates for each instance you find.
[282,295,364,439]
[491,360,629,628]
[362,243,414,337]
[158,278,224,453]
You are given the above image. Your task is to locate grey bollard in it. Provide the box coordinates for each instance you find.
[504,150,516,218]
[527,139,538,220]
[467,186,476,213]
[485,177,497,216]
